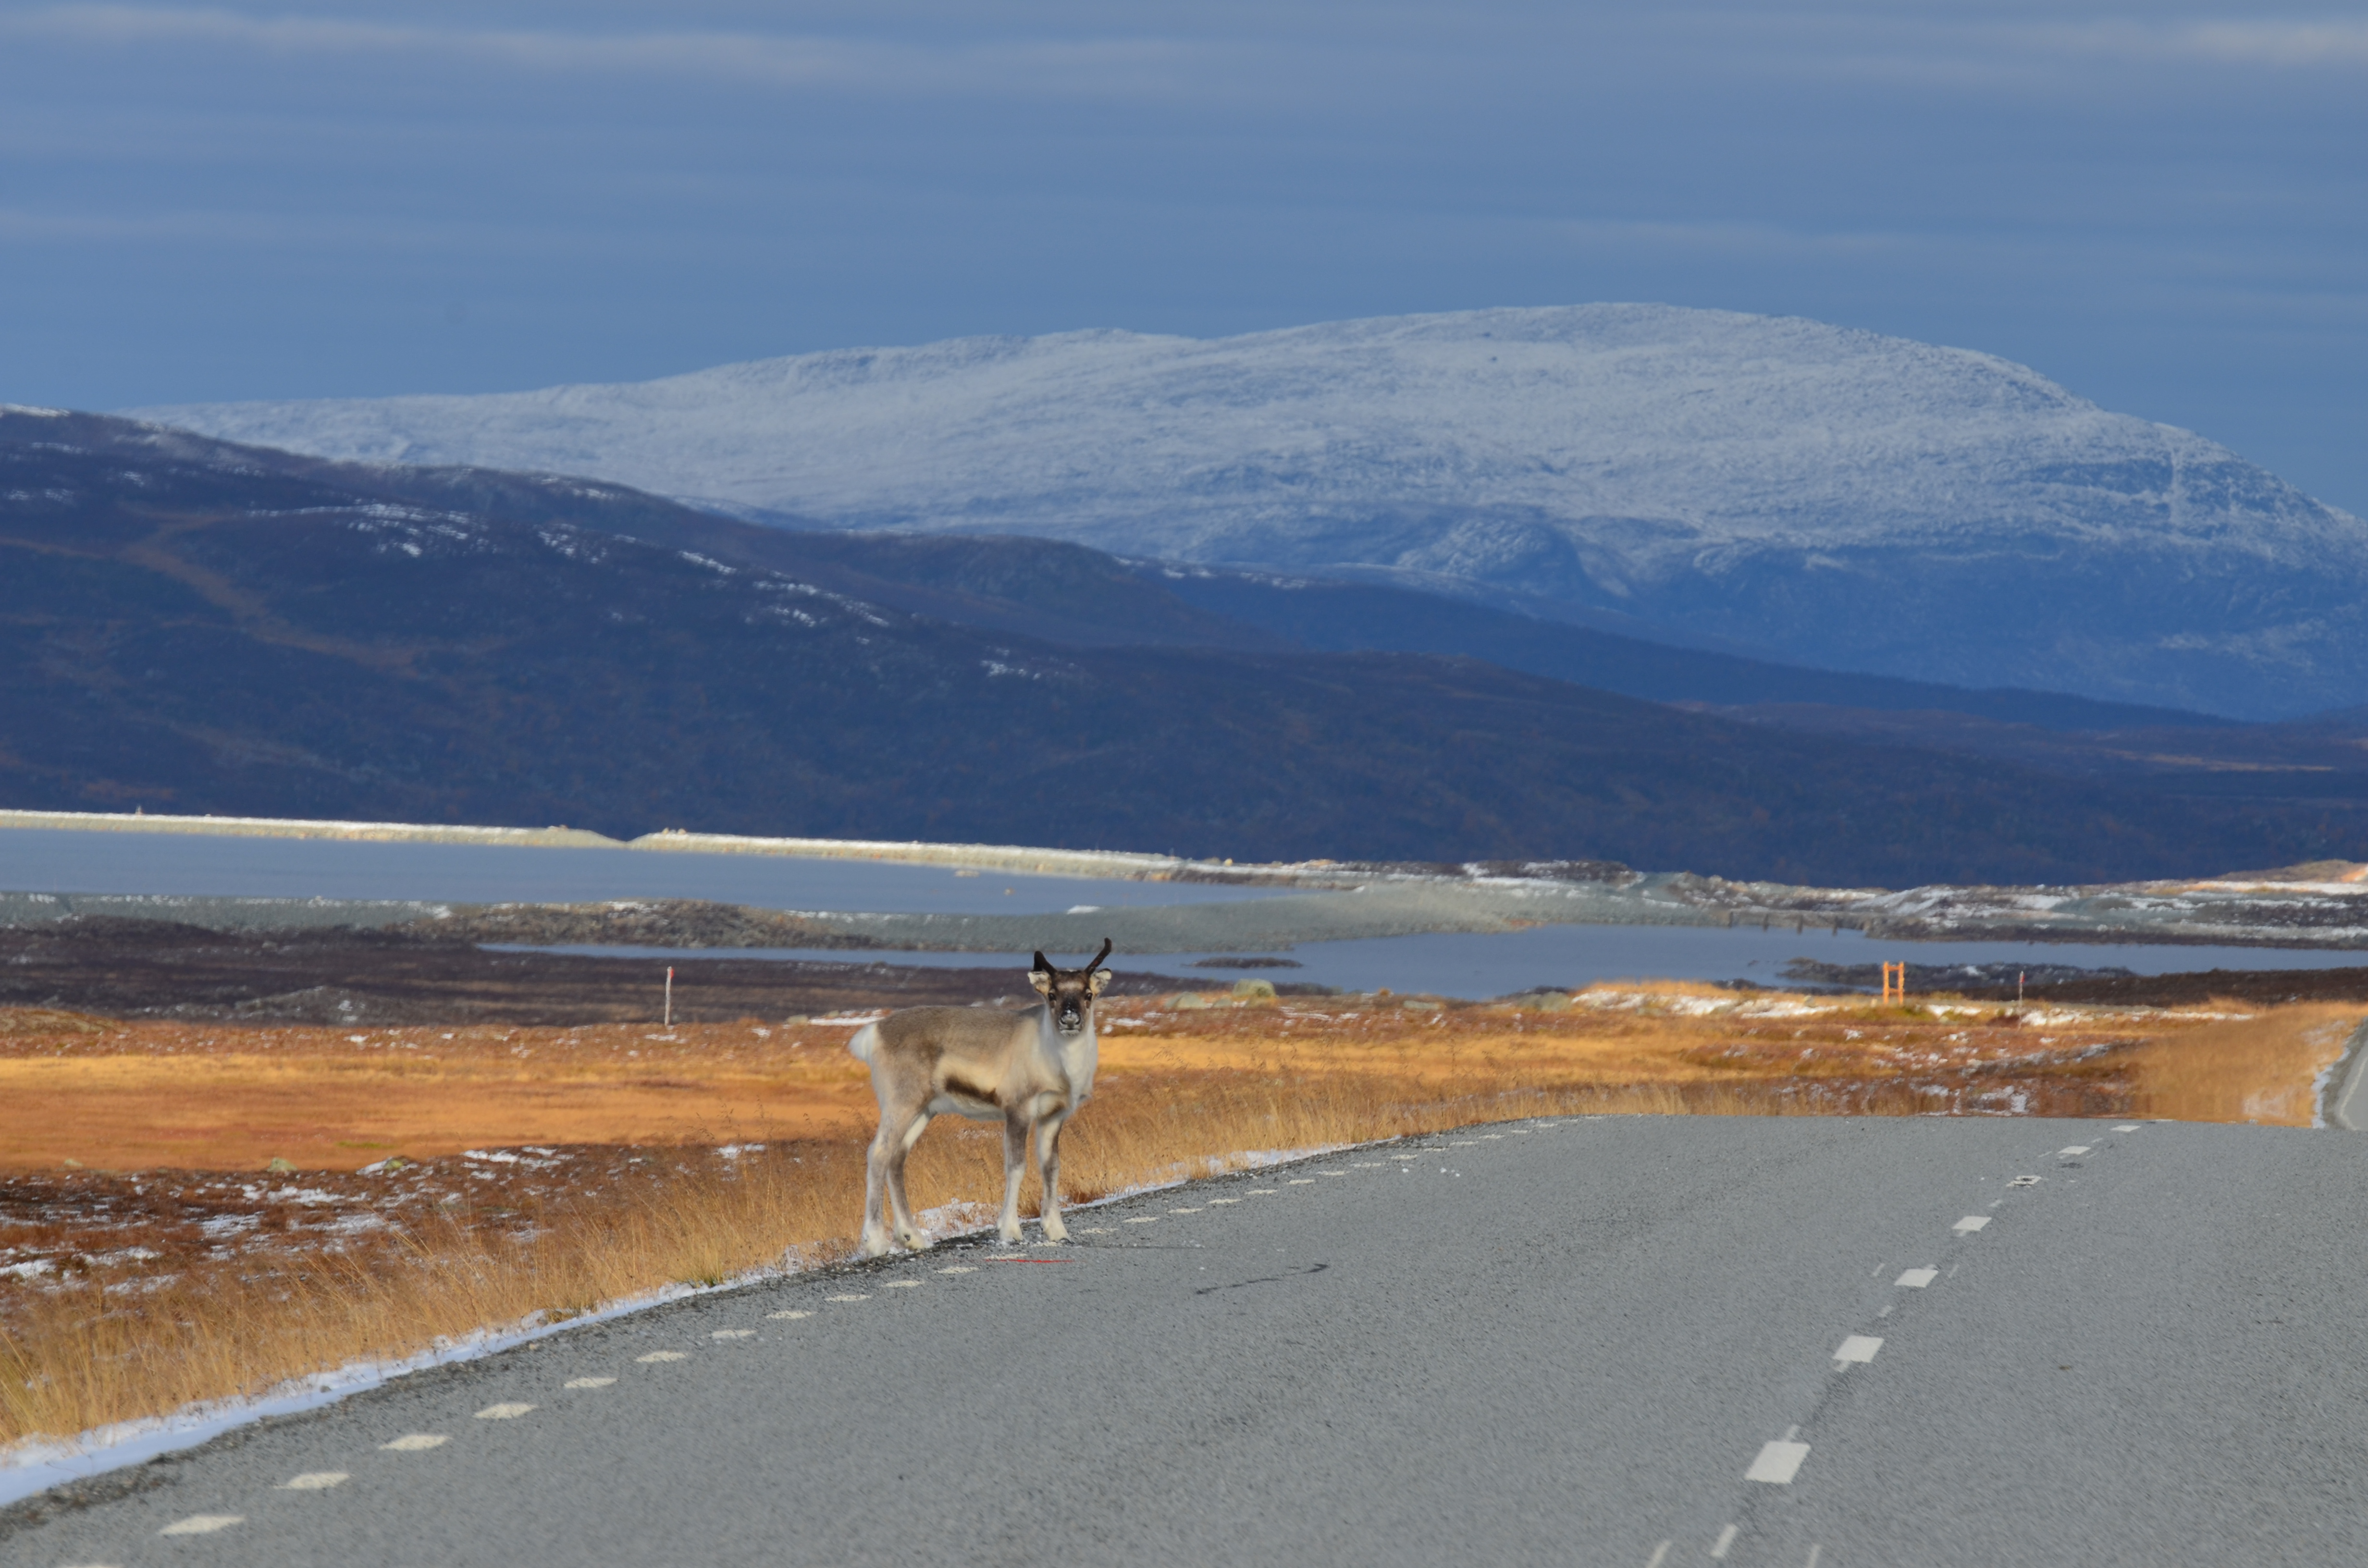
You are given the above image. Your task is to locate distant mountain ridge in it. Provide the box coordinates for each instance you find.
[9,406,2366,886]
[131,304,2368,718]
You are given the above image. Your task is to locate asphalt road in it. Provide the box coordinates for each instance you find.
[11,1114,2368,1567]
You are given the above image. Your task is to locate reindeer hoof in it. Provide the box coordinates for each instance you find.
[897,1230,933,1251]
[1040,1218,1069,1242]
[857,1229,892,1258]
[998,1225,1024,1245]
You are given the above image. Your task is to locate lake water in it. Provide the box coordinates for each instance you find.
[516,923,2368,1001]
[10,827,2364,998]
[0,829,1282,916]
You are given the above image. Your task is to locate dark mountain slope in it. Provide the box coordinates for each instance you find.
[5,407,2366,885]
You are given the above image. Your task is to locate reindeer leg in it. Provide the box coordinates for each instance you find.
[859,1117,898,1258]
[998,1113,1030,1244]
[1034,1111,1070,1243]
[886,1112,933,1251]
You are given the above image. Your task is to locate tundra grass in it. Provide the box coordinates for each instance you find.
[0,991,2350,1452]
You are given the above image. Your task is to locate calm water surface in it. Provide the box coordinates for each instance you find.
[0,829,1283,915]
[519,924,2368,1001]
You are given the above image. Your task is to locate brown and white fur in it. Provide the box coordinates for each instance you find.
[848,940,1112,1257]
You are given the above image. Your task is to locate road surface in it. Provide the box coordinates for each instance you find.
[9,1114,2368,1566]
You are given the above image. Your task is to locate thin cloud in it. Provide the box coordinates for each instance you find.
[2033,18,2368,71]
[3,5,1213,98]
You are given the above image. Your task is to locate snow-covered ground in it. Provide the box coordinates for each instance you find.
[130,305,2368,716]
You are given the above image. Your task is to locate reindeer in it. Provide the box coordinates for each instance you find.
[847,940,1113,1257]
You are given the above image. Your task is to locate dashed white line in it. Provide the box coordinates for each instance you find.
[1953,1215,1991,1234]
[1246,1188,1279,1194]
[1745,1440,1811,1484]
[1834,1335,1883,1365]
[770,1308,816,1317]
[1318,1171,1348,1178]
[381,1434,448,1451]
[1287,1178,1316,1186]
[636,1351,688,1363]
[882,1280,921,1288]
[1389,1155,1420,1162]
[2058,1145,2092,1156]
[826,1293,870,1301]
[1896,1267,1938,1287]
[1710,1523,1739,1558]
[475,1402,536,1420]
[712,1329,755,1339]
[2113,1123,2142,1132]
[159,1515,244,1535]
[1805,1545,1823,1568]
[1075,1226,1114,1234]
[2007,1175,2042,1188]
[933,1268,974,1276]
[1644,1541,1671,1567]
[1206,1198,1241,1205]
[1171,1207,1203,1214]
[1124,1216,1159,1224]
[565,1377,616,1389]
[280,1472,347,1490]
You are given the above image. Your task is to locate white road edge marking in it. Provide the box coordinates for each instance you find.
[1834,1335,1883,1364]
[159,1515,244,1535]
[636,1351,688,1363]
[381,1433,448,1451]
[280,1472,347,1490]
[565,1377,617,1389]
[1746,1440,1811,1483]
[476,1402,535,1419]
[1896,1267,1938,1287]
[2059,1145,2092,1156]
[1953,1215,1991,1234]
[1710,1523,1739,1558]
[770,1308,816,1316]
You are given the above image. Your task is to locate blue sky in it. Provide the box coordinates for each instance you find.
[4,1,2364,513]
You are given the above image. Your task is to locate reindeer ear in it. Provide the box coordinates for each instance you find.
[1089,969,1112,996]
[1028,961,1053,995]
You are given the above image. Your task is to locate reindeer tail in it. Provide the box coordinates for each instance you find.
[847,1022,882,1064]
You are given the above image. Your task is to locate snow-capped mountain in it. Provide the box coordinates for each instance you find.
[131,305,2368,718]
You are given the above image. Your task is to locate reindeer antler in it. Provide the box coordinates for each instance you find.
[1086,937,1113,971]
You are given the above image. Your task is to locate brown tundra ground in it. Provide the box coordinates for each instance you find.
[1,986,2356,1451]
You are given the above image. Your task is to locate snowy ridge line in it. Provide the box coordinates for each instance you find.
[0,808,1342,885]
[0,1138,1372,1510]
[129,302,2368,715]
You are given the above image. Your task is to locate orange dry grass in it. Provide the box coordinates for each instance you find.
[0,991,2356,1450]
[2123,1001,2364,1126]
[0,1020,874,1172]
